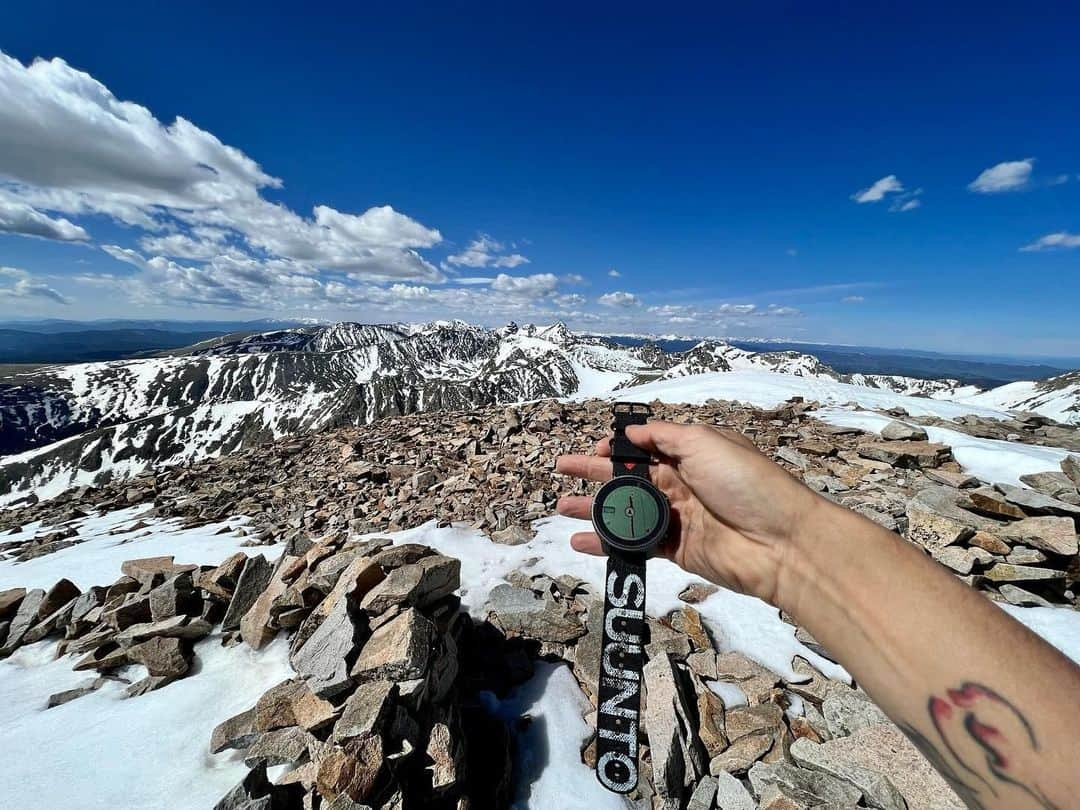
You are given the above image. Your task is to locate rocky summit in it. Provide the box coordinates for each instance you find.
[2,394,1078,808]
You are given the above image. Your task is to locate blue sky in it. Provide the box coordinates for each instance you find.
[0,2,1078,354]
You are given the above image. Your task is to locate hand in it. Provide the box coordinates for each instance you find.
[555,421,826,606]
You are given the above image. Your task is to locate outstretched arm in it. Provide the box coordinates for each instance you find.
[556,421,1080,809]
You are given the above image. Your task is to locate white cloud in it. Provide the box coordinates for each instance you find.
[889,189,922,212]
[490,272,559,297]
[0,266,71,304]
[851,175,904,203]
[0,51,443,283]
[445,234,529,269]
[716,303,758,315]
[764,304,800,316]
[968,159,1034,193]
[1019,232,1080,252]
[607,268,621,277]
[0,196,88,241]
[598,291,641,308]
[842,295,865,303]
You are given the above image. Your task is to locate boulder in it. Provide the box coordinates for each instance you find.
[223,555,273,632]
[37,578,81,620]
[333,680,396,743]
[966,489,1027,520]
[0,587,26,618]
[315,736,384,803]
[983,563,1064,583]
[923,469,978,489]
[425,721,463,793]
[214,764,303,810]
[1019,471,1078,499]
[905,486,993,551]
[211,707,262,754]
[644,654,705,798]
[0,588,45,655]
[291,592,364,698]
[240,556,297,650]
[857,441,951,469]
[351,608,435,683]
[292,555,385,653]
[822,686,889,738]
[120,556,197,588]
[880,421,928,442]
[713,770,755,810]
[115,615,212,647]
[747,761,862,807]
[998,584,1053,607]
[996,483,1080,517]
[253,679,339,733]
[725,703,784,741]
[687,775,718,810]
[708,730,772,775]
[483,584,584,643]
[679,582,720,604]
[998,516,1078,555]
[359,554,460,615]
[243,726,316,768]
[149,571,198,621]
[1060,454,1080,489]
[789,737,905,810]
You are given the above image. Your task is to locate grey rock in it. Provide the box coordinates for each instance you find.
[687,775,718,810]
[998,584,1053,607]
[36,578,81,620]
[905,486,994,551]
[359,554,460,614]
[1019,471,1078,499]
[351,608,435,683]
[223,555,273,632]
[47,679,102,708]
[115,615,212,647]
[484,584,585,643]
[789,737,905,810]
[822,687,889,738]
[930,546,992,574]
[880,421,928,442]
[1060,454,1080,488]
[149,570,197,621]
[713,770,755,810]
[857,441,951,469]
[0,587,26,618]
[776,447,810,470]
[983,562,1064,582]
[996,483,1080,517]
[291,592,363,698]
[923,469,979,489]
[243,726,315,768]
[490,525,533,545]
[644,653,704,798]
[214,764,302,810]
[748,761,862,808]
[0,587,45,655]
[426,721,463,793]
[1005,545,1048,565]
[211,707,261,753]
[332,680,396,743]
[998,516,1078,555]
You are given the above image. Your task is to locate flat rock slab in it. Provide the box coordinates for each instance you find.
[998,516,1078,555]
[996,483,1080,518]
[789,737,905,810]
[223,554,273,632]
[350,607,435,683]
[880,421,929,442]
[359,554,460,615]
[483,584,585,644]
[857,441,952,470]
[748,761,862,807]
[291,593,363,698]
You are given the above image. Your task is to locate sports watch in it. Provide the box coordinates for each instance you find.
[592,402,670,793]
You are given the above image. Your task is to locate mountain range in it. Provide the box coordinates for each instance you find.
[0,320,1076,506]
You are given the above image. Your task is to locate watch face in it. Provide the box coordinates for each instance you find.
[592,477,669,553]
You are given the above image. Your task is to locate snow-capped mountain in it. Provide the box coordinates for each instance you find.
[960,370,1080,426]
[0,321,978,504]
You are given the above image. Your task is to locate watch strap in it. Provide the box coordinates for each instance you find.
[610,403,651,478]
[595,551,647,793]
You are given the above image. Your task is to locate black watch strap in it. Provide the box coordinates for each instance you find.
[595,551,647,793]
[610,403,651,478]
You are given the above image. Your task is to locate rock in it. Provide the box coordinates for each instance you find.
[483,584,584,643]
[0,588,45,655]
[1005,545,1048,565]
[687,775,718,810]
[241,556,297,650]
[789,737,905,810]
[1060,454,1080,488]
[713,770,755,810]
[679,582,720,604]
[47,679,102,708]
[786,657,829,705]
[37,578,80,620]
[822,687,889,737]
[714,651,778,705]
[776,447,810,470]
[315,736,383,803]
[966,489,1027,520]
[644,654,704,798]
[426,721,463,793]
[696,686,729,757]
[115,615,213,646]
[794,439,835,457]
[292,555,385,653]
[880,421,928,442]
[668,606,714,651]
[103,592,152,630]
[0,587,27,618]
[149,571,197,621]
[998,584,1053,607]
[968,531,1011,555]
[211,707,261,753]
[905,486,992,551]
[1019,471,1078,499]
[645,618,693,660]
[728,703,784,742]
[127,636,191,677]
[120,556,196,587]
[747,761,862,808]
[359,554,460,615]
[708,730,773,775]
[857,441,951,469]
[490,525,533,545]
[223,555,274,632]
[931,546,991,574]
[243,726,315,768]
[998,516,1078,555]
[351,608,436,683]
[983,562,1064,582]
[812,722,964,809]
[687,649,719,680]
[332,680,397,743]
[996,483,1080,517]
[291,592,363,698]
[253,679,339,733]
[214,764,303,810]
[923,469,978,489]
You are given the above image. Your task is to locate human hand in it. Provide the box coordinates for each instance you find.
[555,421,826,607]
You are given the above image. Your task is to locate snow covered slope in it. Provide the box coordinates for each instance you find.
[960,370,1080,425]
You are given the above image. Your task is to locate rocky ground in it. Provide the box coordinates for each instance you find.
[1,397,1078,808]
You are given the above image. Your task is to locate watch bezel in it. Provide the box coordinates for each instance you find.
[591,475,670,555]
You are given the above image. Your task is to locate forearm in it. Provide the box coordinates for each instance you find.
[778,496,1080,809]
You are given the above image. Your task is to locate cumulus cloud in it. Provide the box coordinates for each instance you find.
[598,291,641,308]
[607,268,621,277]
[0,51,443,283]
[851,175,904,203]
[0,266,71,304]
[490,272,559,297]
[445,234,528,269]
[1019,232,1080,252]
[968,158,1034,193]
[0,196,88,241]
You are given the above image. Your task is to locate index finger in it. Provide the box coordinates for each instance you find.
[555,454,612,482]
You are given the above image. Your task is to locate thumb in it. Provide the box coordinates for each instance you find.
[625,421,697,459]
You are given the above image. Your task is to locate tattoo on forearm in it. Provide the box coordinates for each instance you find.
[899,682,1056,810]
